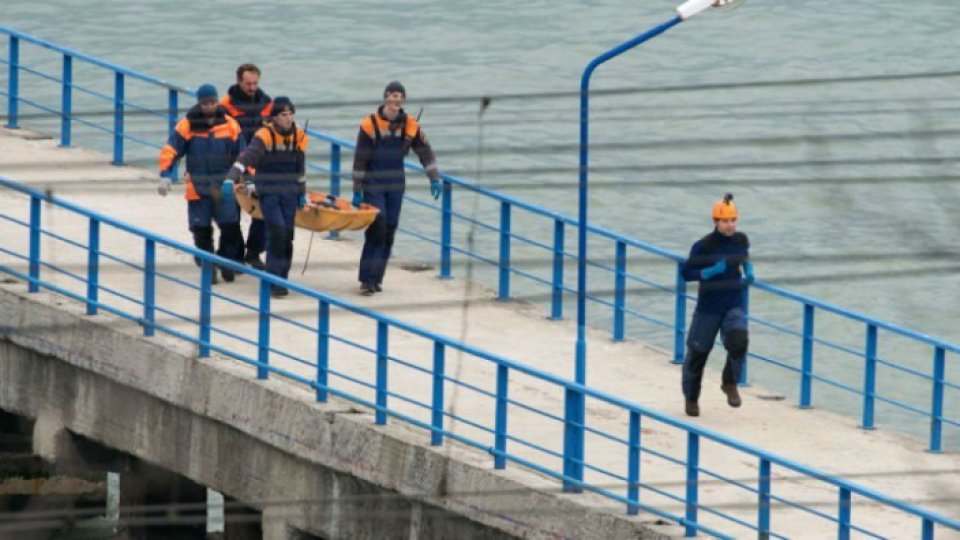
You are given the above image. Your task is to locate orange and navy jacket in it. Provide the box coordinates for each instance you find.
[231,123,308,195]
[351,106,438,191]
[158,104,244,200]
[220,84,273,144]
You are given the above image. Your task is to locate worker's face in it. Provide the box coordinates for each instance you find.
[198,97,219,116]
[716,218,737,236]
[273,110,294,130]
[239,71,260,96]
[383,91,405,117]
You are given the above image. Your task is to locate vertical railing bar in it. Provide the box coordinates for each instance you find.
[494,364,508,469]
[800,303,815,408]
[921,518,934,540]
[838,488,851,540]
[6,35,19,129]
[739,286,750,386]
[60,54,72,147]
[550,219,564,320]
[86,218,99,315]
[167,89,179,182]
[375,321,389,425]
[862,324,877,430]
[143,239,155,336]
[563,387,584,493]
[929,346,945,453]
[198,261,212,358]
[328,143,341,240]
[758,458,771,539]
[439,178,452,279]
[613,240,627,341]
[112,72,124,165]
[431,341,446,446]
[673,262,686,364]
[685,432,700,537]
[498,201,511,301]
[257,280,271,379]
[28,195,41,293]
[316,300,330,402]
[627,411,641,515]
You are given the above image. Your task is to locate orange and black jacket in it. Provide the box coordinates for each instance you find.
[351,106,438,191]
[220,85,273,144]
[231,123,308,196]
[158,104,244,200]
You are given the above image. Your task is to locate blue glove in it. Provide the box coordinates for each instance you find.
[221,179,235,203]
[742,260,755,284]
[298,193,308,209]
[430,180,442,200]
[700,259,726,280]
[351,191,363,208]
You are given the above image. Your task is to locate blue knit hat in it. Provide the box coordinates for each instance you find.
[196,84,218,101]
[271,96,295,116]
[383,80,406,98]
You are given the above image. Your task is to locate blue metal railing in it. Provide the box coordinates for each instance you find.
[1,174,958,538]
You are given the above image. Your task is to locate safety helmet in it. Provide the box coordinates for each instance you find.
[712,193,738,220]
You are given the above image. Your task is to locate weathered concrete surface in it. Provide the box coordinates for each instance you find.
[1,127,959,538]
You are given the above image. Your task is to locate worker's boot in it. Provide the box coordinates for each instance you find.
[685,399,700,417]
[721,384,742,408]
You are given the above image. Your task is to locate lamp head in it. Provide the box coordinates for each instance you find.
[676,0,745,20]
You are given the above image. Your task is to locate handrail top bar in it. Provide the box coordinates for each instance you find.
[3,173,957,530]
[0,25,191,93]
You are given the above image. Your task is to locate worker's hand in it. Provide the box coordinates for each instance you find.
[700,259,726,280]
[157,176,172,197]
[298,193,308,209]
[351,191,363,208]
[430,180,441,200]
[220,179,236,203]
[741,260,755,285]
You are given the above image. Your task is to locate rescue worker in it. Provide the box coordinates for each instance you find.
[351,81,441,295]
[221,63,273,271]
[158,84,245,284]
[223,97,307,298]
[679,193,756,417]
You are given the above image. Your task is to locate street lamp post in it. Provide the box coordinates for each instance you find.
[565,0,740,492]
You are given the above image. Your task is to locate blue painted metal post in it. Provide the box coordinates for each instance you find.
[922,519,934,540]
[563,387,584,492]
[112,72,124,165]
[198,262,213,358]
[673,262,687,364]
[498,201,511,301]
[862,324,878,430]
[431,341,446,446]
[685,432,700,537]
[328,143,341,240]
[167,89,179,181]
[494,364,509,469]
[930,346,945,453]
[613,240,627,341]
[28,195,41,293]
[60,54,72,147]
[257,281,271,379]
[376,321,388,425]
[739,284,750,386]
[440,178,452,279]
[85,219,99,315]
[800,303,815,408]
[627,411,641,515]
[143,239,155,336]
[317,300,330,402]
[758,458,771,537]
[838,487,852,540]
[6,36,19,129]
[550,219,564,320]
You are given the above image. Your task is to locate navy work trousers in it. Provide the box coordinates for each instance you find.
[259,193,298,281]
[681,307,748,401]
[358,184,404,286]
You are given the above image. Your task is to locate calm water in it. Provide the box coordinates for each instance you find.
[3,0,959,443]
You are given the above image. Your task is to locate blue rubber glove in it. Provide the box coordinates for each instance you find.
[351,191,363,208]
[298,193,307,209]
[221,179,235,203]
[700,259,727,280]
[742,260,755,284]
[430,180,442,200]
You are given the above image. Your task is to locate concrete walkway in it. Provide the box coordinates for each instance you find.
[1,127,958,538]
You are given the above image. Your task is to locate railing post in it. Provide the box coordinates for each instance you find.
[627,411,641,515]
[6,35,19,129]
[60,54,72,147]
[439,178,452,279]
[376,321,388,425]
[563,387,584,492]
[198,261,213,358]
[685,432,700,537]
[28,195,41,293]
[143,239,155,336]
[930,346,945,453]
[498,201,511,300]
[316,300,330,402]
[494,364,509,469]
[758,458,771,539]
[922,519,934,540]
[799,303,816,408]
[739,284,750,386]
[550,219,564,320]
[167,89,179,182]
[613,240,627,341]
[328,143,341,240]
[431,341,445,446]
[112,72,124,165]
[838,487,852,540]
[86,219,99,315]
[257,280,271,379]
[673,262,686,364]
[862,324,877,430]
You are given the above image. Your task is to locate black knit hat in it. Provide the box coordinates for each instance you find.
[383,80,406,98]
[271,96,295,116]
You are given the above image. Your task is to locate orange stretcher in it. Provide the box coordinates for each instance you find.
[235,187,379,232]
